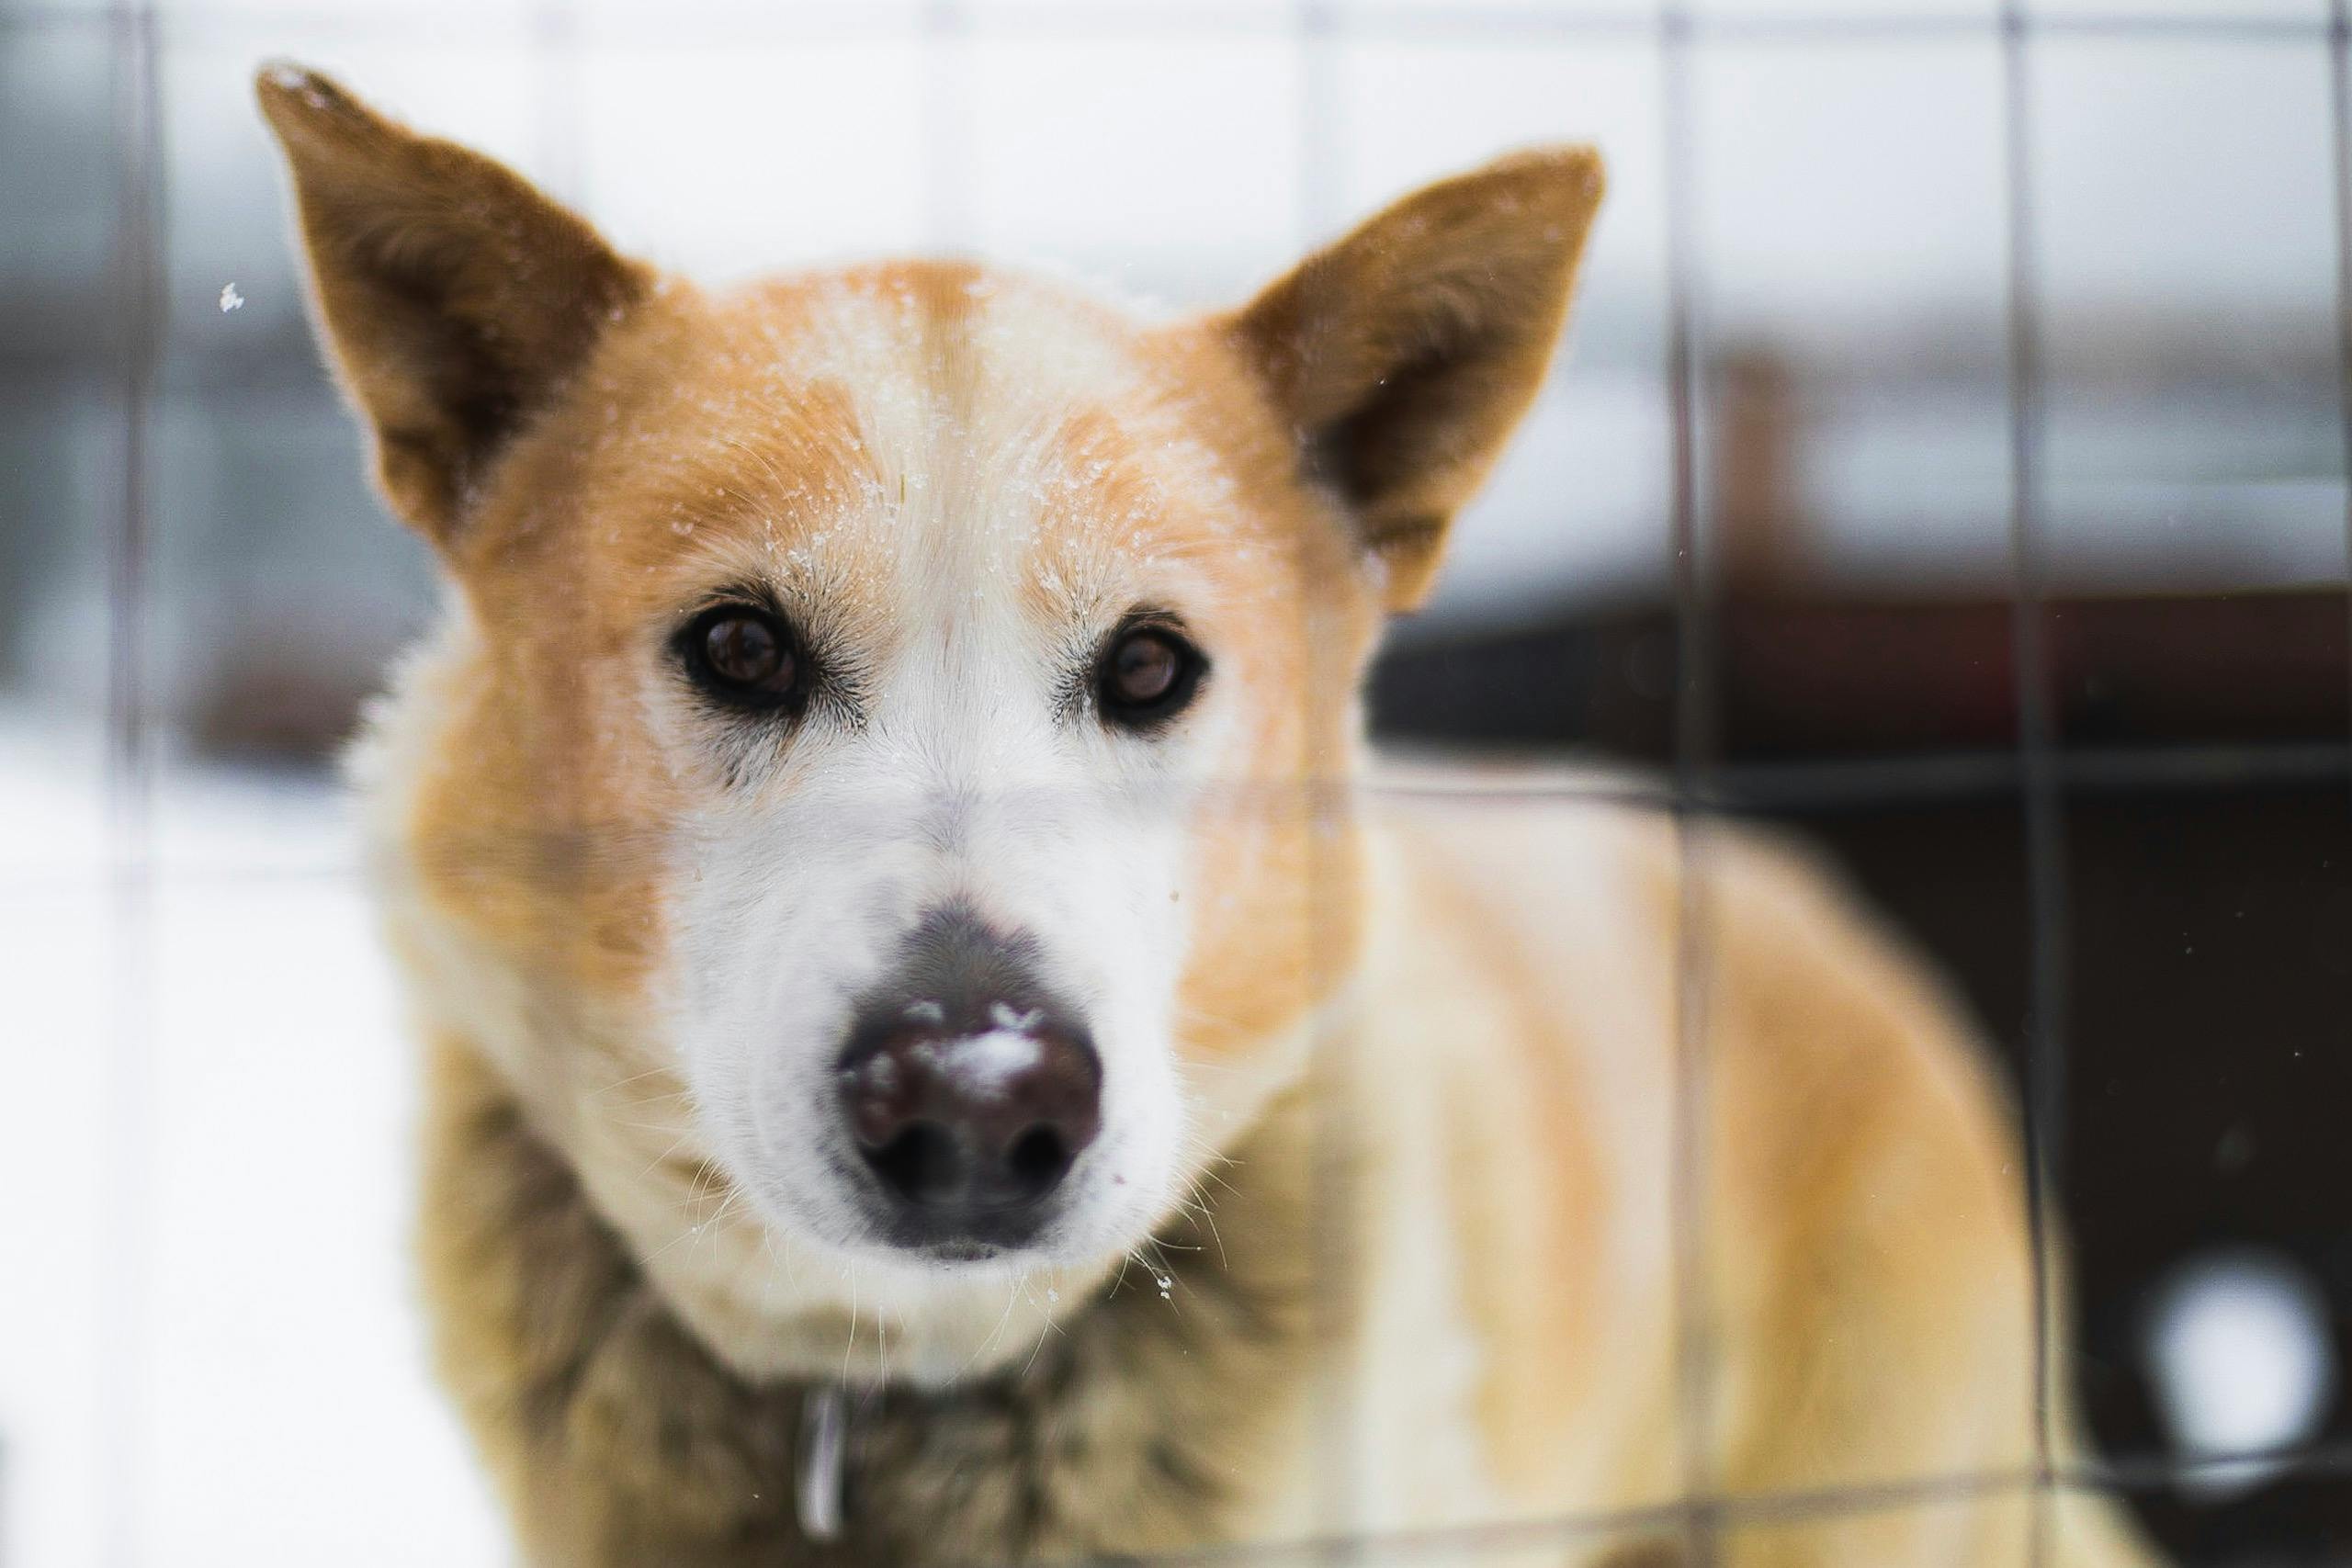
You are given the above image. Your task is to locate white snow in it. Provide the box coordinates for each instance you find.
[944,1028,1043,1099]
[986,1001,1043,1033]
[217,283,243,314]
[0,715,504,1568]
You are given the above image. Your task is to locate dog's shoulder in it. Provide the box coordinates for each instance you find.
[1358,762,2041,1514]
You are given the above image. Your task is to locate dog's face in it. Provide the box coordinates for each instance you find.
[492,267,1378,1278]
[262,66,1600,1365]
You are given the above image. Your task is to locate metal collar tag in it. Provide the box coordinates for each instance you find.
[797,1383,849,1542]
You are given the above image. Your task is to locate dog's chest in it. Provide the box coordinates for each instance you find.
[422,1040,1326,1565]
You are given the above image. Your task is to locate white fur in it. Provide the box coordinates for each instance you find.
[657,282,1222,1320]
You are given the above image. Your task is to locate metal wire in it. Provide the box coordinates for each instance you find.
[32,0,2351,1562]
[922,0,976,254]
[0,739,2332,904]
[1998,10,2066,1562]
[2331,0,2352,816]
[1660,5,1724,1565]
[0,3,2339,41]
[1290,2,1363,1547]
[96,5,161,1566]
[1001,1437,2352,1565]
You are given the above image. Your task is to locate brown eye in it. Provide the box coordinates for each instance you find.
[1095,619,1204,731]
[682,605,804,710]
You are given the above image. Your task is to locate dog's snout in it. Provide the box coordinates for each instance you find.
[837,907,1102,1245]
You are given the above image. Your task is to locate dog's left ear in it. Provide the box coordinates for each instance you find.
[1227,147,1605,611]
[255,63,652,545]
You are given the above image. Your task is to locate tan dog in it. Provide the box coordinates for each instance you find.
[260,65,2159,1568]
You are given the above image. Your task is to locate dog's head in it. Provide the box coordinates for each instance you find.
[262,66,1600,1372]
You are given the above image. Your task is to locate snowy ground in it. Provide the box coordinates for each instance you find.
[0,717,505,1567]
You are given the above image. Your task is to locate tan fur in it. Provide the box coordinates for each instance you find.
[1230,148,1606,609]
[264,67,2161,1567]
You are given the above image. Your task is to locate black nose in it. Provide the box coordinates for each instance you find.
[837,908,1101,1239]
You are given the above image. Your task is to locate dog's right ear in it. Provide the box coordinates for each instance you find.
[255,64,650,544]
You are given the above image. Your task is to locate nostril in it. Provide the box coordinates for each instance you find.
[1005,1123,1073,1201]
[862,1122,966,1209]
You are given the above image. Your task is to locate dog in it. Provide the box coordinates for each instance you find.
[258,64,2161,1567]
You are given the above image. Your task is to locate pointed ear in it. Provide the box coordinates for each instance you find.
[255,64,651,543]
[1227,147,1605,611]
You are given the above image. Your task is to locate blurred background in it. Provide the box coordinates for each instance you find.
[3,0,2349,1563]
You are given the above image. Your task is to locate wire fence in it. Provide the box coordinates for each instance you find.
[6,0,2347,1562]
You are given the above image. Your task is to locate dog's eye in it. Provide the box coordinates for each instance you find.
[680,605,804,710]
[1095,620,1204,731]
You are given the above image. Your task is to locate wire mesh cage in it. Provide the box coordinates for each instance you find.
[1,0,2347,1564]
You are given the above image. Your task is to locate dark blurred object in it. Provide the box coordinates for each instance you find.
[190,615,389,761]
[1373,586,2348,761]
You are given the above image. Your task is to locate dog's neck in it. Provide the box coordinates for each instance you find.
[421,1032,1340,1563]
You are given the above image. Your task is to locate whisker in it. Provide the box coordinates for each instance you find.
[637,1126,704,1179]
[590,1064,684,1099]
[842,1266,861,1383]
[1019,1284,1058,1379]
[1178,1194,1230,1269]
[616,1117,696,1137]
[959,1282,1025,1379]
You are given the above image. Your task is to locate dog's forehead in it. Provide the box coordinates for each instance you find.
[563,261,1283,634]
[763,262,1145,433]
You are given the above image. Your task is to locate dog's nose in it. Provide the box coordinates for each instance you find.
[839,1010,1101,1215]
[836,908,1101,1235]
